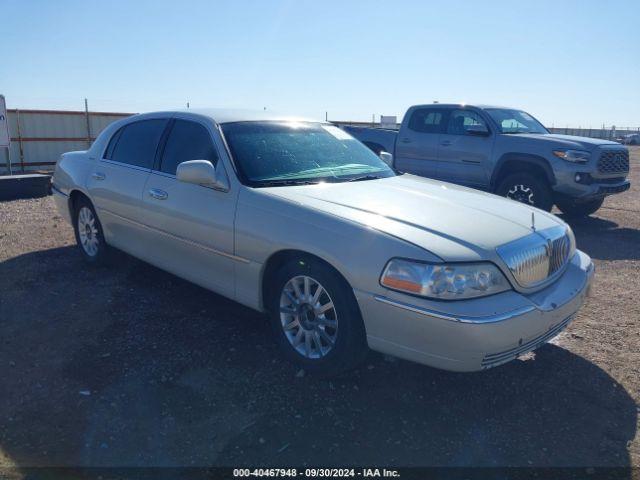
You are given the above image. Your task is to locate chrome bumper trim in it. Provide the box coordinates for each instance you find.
[373,295,535,324]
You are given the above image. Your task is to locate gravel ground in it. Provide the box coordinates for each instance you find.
[0,148,638,472]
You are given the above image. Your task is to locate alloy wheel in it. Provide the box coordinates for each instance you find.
[506,184,535,205]
[77,206,100,257]
[279,275,338,359]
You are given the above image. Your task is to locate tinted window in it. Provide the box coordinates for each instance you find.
[408,109,446,133]
[110,119,168,168]
[103,128,123,160]
[221,122,394,187]
[446,109,488,135]
[160,120,218,175]
[485,109,548,134]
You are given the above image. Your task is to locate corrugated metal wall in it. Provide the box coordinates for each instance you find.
[1,109,132,173]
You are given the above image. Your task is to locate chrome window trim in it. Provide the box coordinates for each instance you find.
[98,158,152,173]
[373,295,535,324]
[99,208,250,264]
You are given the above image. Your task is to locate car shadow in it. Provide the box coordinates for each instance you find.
[558,214,640,261]
[0,246,637,473]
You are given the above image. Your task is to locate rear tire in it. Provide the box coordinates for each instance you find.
[266,256,368,375]
[73,196,109,265]
[497,173,553,212]
[556,197,604,217]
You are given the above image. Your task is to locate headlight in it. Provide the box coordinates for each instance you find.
[380,259,510,300]
[552,149,591,163]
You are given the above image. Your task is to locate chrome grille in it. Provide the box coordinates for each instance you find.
[598,150,629,174]
[496,226,573,288]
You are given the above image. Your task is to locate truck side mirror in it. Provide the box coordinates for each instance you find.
[379,151,393,167]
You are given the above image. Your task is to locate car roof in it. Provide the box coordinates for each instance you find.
[128,108,324,125]
[410,103,513,110]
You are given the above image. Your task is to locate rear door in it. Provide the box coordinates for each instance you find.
[394,107,447,179]
[437,108,494,188]
[87,118,169,253]
[141,116,238,298]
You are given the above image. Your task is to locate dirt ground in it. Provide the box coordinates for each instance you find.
[0,148,638,473]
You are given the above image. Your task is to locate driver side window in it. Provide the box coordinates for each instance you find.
[446,110,488,136]
[159,120,219,175]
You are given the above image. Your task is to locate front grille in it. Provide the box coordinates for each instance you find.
[481,314,574,369]
[496,226,573,288]
[598,150,629,174]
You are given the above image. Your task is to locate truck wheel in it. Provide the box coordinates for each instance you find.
[556,197,604,217]
[497,173,553,211]
[267,256,368,376]
[73,197,110,264]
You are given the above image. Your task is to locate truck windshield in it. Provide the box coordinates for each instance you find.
[221,121,395,187]
[485,109,549,134]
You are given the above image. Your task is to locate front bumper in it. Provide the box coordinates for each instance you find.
[355,250,594,372]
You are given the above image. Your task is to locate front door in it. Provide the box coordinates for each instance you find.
[437,109,494,188]
[141,117,239,298]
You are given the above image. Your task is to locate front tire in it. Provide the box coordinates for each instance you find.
[497,173,553,211]
[267,257,368,375]
[73,197,109,264]
[556,197,604,217]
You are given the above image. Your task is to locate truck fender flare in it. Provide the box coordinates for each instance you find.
[491,153,556,191]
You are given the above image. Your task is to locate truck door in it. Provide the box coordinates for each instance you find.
[437,108,494,188]
[394,108,448,180]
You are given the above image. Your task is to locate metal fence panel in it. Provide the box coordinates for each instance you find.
[1,109,132,173]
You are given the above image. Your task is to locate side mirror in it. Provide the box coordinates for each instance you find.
[176,160,229,191]
[379,151,393,167]
[466,124,490,137]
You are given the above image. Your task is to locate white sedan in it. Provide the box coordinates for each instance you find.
[52,110,593,374]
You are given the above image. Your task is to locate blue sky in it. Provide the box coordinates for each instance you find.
[1,0,638,127]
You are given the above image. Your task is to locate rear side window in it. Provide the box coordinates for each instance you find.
[109,119,168,169]
[159,120,218,175]
[408,109,447,134]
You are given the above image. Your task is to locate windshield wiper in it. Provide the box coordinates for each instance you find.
[254,179,321,187]
[346,174,383,182]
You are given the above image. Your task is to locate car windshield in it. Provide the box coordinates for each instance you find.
[220,121,395,187]
[485,108,549,134]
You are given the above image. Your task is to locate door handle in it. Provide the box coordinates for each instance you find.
[148,188,168,200]
[92,172,106,181]
[400,138,412,144]
[440,141,452,146]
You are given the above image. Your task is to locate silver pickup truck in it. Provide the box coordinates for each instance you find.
[344,104,631,216]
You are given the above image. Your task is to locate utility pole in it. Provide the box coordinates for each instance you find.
[84,98,91,147]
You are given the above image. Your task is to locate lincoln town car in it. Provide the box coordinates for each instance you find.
[52,110,594,374]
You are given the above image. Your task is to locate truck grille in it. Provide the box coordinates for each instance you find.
[598,150,629,174]
[496,226,573,288]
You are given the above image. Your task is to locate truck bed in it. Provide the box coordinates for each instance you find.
[341,125,398,155]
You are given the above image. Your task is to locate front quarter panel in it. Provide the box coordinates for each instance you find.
[234,187,440,310]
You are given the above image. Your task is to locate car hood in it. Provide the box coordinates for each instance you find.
[507,133,621,151]
[261,174,564,261]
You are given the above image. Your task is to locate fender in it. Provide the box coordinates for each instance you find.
[491,153,556,190]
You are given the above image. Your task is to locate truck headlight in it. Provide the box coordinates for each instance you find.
[380,259,510,300]
[553,149,591,163]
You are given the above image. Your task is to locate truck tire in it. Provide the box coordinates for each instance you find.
[556,197,604,217]
[497,173,553,211]
[267,256,368,376]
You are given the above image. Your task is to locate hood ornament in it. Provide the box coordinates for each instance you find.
[531,212,536,232]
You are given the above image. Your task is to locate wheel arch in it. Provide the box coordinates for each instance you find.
[491,153,556,192]
[260,249,357,314]
[68,189,93,215]
[362,141,386,155]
